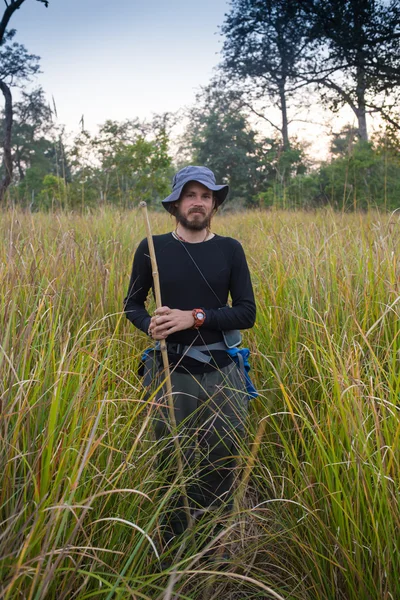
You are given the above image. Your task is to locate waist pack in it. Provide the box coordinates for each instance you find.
[139,340,258,400]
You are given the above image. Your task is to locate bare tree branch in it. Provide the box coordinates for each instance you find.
[0,0,24,46]
[238,98,282,133]
[313,77,358,114]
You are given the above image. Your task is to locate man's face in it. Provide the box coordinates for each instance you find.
[175,182,215,231]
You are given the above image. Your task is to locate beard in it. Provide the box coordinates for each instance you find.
[175,206,212,231]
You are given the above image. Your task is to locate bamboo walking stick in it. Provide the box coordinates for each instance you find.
[139,201,192,530]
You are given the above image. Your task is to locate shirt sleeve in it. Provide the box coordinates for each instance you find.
[123,238,153,335]
[204,241,256,331]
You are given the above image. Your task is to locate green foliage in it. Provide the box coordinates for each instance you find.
[101,132,172,205]
[285,138,400,210]
[256,142,308,208]
[185,84,298,206]
[37,174,67,210]
[15,165,46,205]
[68,118,173,209]
[6,115,173,210]
[0,31,43,202]
[190,109,270,206]
[0,86,71,208]
[11,88,55,178]
[330,125,360,157]
[4,82,400,213]
[0,36,40,84]
[14,171,67,211]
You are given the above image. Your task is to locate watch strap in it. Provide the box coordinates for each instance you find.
[192,308,206,328]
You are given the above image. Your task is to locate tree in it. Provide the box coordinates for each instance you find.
[184,83,281,206]
[0,1,48,47]
[4,87,71,207]
[284,128,400,211]
[0,34,40,200]
[303,0,400,141]
[329,125,360,158]
[11,87,54,180]
[221,0,315,150]
[221,0,400,146]
[69,117,173,208]
[100,130,172,205]
[0,0,49,202]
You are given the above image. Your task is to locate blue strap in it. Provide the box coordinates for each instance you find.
[226,347,258,399]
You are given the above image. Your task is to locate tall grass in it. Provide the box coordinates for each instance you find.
[0,207,399,599]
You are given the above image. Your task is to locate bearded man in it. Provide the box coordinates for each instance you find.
[124,165,256,547]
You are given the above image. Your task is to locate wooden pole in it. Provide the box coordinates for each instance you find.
[139,201,192,530]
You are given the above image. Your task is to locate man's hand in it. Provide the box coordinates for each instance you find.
[149,306,195,339]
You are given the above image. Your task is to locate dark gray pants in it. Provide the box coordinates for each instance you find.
[153,362,248,541]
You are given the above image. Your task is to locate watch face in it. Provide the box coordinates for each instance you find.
[196,312,204,320]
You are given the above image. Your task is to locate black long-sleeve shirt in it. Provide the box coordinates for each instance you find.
[124,233,256,372]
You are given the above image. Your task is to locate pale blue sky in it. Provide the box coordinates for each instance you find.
[11,0,230,132]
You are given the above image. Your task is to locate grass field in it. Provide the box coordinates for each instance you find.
[0,207,399,600]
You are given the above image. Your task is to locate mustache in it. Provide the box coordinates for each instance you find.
[188,206,206,214]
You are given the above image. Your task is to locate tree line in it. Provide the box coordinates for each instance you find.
[1,0,400,210]
[221,0,400,148]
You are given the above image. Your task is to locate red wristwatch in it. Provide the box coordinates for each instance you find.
[192,308,206,328]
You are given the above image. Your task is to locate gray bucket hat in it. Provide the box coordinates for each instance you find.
[162,166,229,212]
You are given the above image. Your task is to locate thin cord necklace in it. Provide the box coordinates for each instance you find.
[173,228,210,243]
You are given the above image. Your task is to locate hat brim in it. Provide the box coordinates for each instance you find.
[162,177,229,212]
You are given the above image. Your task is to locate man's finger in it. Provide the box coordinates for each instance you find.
[155,306,170,315]
[155,315,173,327]
[154,321,172,334]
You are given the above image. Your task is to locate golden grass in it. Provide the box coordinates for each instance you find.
[0,207,399,600]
